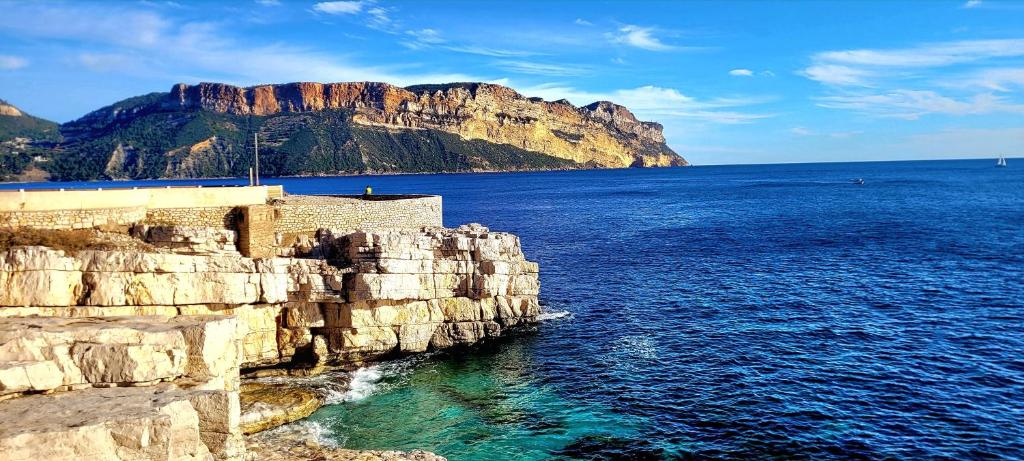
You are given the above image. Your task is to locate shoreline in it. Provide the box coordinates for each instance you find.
[0,164,607,186]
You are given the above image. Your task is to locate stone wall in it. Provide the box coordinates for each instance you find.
[145,206,239,229]
[238,205,277,259]
[0,206,147,229]
[273,195,442,233]
[1,190,441,239]
[0,186,271,230]
[0,186,274,212]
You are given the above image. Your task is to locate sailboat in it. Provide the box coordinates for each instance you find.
[996,155,1007,167]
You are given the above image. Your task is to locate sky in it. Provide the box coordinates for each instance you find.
[1,0,1023,165]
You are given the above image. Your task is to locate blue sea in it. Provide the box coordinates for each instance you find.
[5,159,1023,460]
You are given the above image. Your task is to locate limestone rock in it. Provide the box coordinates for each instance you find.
[0,384,214,461]
[0,316,237,397]
[0,225,539,366]
[169,81,685,169]
[141,225,239,255]
[239,382,322,434]
[246,435,446,461]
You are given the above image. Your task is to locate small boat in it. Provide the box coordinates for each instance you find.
[852,178,865,185]
[996,155,1007,167]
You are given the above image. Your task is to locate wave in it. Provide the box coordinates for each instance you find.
[537,310,573,321]
[327,366,384,404]
[254,420,344,449]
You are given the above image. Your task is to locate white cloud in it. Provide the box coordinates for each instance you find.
[574,18,593,26]
[964,0,982,8]
[609,25,673,51]
[801,64,876,86]
[897,127,1024,159]
[803,37,1024,119]
[948,67,1024,91]
[77,53,137,72]
[729,69,753,77]
[0,3,481,89]
[789,126,862,138]
[1,5,171,48]
[802,38,1024,88]
[365,7,396,32]
[0,55,28,70]
[816,90,1024,119]
[515,84,775,124]
[495,61,589,77]
[405,28,444,44]
[444,45,538,57]
[401,27,442,47]
[256,0,280,5]
[312,1,363,15]
[813,39,1024,69]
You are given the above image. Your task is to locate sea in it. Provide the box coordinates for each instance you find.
[5,159,1023,460]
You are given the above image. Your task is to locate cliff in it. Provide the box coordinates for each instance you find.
[1,81,686,181]
[165,81,684,168]
[0,99,23,117]
[0,219,537,460]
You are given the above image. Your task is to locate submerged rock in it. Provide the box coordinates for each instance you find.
[240,382,322,435]
[246,436,446,461]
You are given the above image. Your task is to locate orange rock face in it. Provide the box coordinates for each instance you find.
[167,81,687,168]
[0,101,23,117]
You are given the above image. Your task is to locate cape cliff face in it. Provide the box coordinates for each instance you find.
[2,81,686,181]
[163,82,684,169]
[0,99,24,117]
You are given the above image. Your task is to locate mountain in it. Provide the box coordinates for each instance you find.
[3,81,687,181]
[0,99,62,181]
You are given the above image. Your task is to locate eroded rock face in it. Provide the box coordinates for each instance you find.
[138,225,239,255]
[0,316,239,398]
[0,223,539,459]
[0,100,22,117]
[305,225,540,361]
[0,225,539,366]
[167,81,685,168]
[0,315,245,460]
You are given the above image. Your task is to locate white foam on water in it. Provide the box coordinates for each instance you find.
[613,335,658,360]
[537,310,572,321]
[255,420,343,449]
[326,366,384,404]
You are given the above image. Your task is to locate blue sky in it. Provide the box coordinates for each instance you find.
[1,0,1023,165]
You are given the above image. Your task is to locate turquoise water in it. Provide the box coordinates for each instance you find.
[309,344,649,460]
[6,159,1024,459]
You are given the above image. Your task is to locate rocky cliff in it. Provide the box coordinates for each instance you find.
[166,81,684,168]
[1,81,685,181]
[0,99,23,117]
[0,222,537,460]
